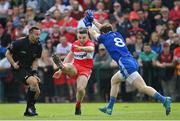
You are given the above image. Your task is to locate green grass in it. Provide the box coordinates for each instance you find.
[0,103,180,120]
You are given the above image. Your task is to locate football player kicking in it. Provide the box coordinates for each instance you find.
[52,28,94,115]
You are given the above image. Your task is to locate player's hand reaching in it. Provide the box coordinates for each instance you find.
[83,10,94,27]
[86,10,94,22]
[83,16,92,27]
[53,70,62,79]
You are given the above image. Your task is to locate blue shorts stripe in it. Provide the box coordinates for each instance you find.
[118,56,139,79]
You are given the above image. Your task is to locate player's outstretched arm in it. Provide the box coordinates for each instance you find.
[88,26,100,41]
[93,19,102,30]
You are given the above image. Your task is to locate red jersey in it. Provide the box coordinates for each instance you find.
[71,39,94,69]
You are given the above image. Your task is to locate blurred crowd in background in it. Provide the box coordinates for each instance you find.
[0,0,179,103]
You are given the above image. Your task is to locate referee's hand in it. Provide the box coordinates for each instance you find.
[13,61,19,69]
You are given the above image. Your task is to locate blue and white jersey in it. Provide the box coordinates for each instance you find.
[97,31,132,63]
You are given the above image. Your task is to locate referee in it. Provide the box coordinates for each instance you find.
[6,27,42,116]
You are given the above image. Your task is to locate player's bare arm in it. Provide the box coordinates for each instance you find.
[93,19,102,30]
[88,26,100,40]
[74,45,94,52]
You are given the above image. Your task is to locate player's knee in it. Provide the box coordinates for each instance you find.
[29,78,39,90]
[111,77,120,85]
[36,88,40,95]
[77,87,85,93]
[138,85,148,93]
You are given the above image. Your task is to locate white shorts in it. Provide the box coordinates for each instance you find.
[117,71,141,84]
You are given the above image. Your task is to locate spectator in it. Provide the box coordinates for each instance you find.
[141,0,150,19]
[81,0,97,10]
[25,7,37,27]
[53,9,62,22]
[134,32,144,59]
[11,6,21,28]
[55,36,74,101]
[56,36,72,60]
[6,20,16,39]
[155,22,167,40]
[94,44,113,101]
[166,30,176,45]
[130,0,141,17]
[173,47,180,101]
[117,9,132,38]
[128,12,146,44]
[50,24,61,47]
[38,49,55,103]
[110,2,123,25]
[94,44,112,68]
[156,42,175,100]
[48,0,70,14]
[166,31,179,51]
[167,20,176,32]
[149,31,163,55]
[58,8,78,43]
[94,1,109,23]
[149,0,162,30]
[170,0,180,24]
[44,38,56,56]
[159,7,170,24]
[70,0,84,21]
[0,0,10,17]
[26,0,40,13]
[137,10,152,36]
[138,43,157,87]
[0,23,12,48]
[69,0,83,12]
[41,12,56,32]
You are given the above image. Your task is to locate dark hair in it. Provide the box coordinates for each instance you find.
[78,27,88,34]
[29,26,40,33]
[144,43,150,47]
[100,23,113,34]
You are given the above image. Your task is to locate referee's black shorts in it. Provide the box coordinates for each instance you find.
[13,68,35,85]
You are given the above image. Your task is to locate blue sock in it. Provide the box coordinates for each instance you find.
[153,92,166,104]
[107,96,116,109]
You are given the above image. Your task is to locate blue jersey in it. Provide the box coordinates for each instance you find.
[98,32,132,63]
[98,31,139,78]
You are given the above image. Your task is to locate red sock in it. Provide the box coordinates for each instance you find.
[76,101,81,109]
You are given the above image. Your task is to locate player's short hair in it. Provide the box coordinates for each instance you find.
[100,23,113,34]
[78,27,88,34]
[29,26,40,33]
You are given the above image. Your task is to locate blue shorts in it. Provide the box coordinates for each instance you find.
[118,56,139,79]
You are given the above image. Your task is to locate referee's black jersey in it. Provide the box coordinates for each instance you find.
[8,36,42,69]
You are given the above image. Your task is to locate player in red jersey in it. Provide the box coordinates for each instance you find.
[53,28,94,115]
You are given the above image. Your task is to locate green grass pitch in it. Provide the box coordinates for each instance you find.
[0,103,180,120]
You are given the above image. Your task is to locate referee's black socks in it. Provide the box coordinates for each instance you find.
[26,87,36,111]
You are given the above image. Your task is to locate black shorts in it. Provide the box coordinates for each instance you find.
[13,68,36,85]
